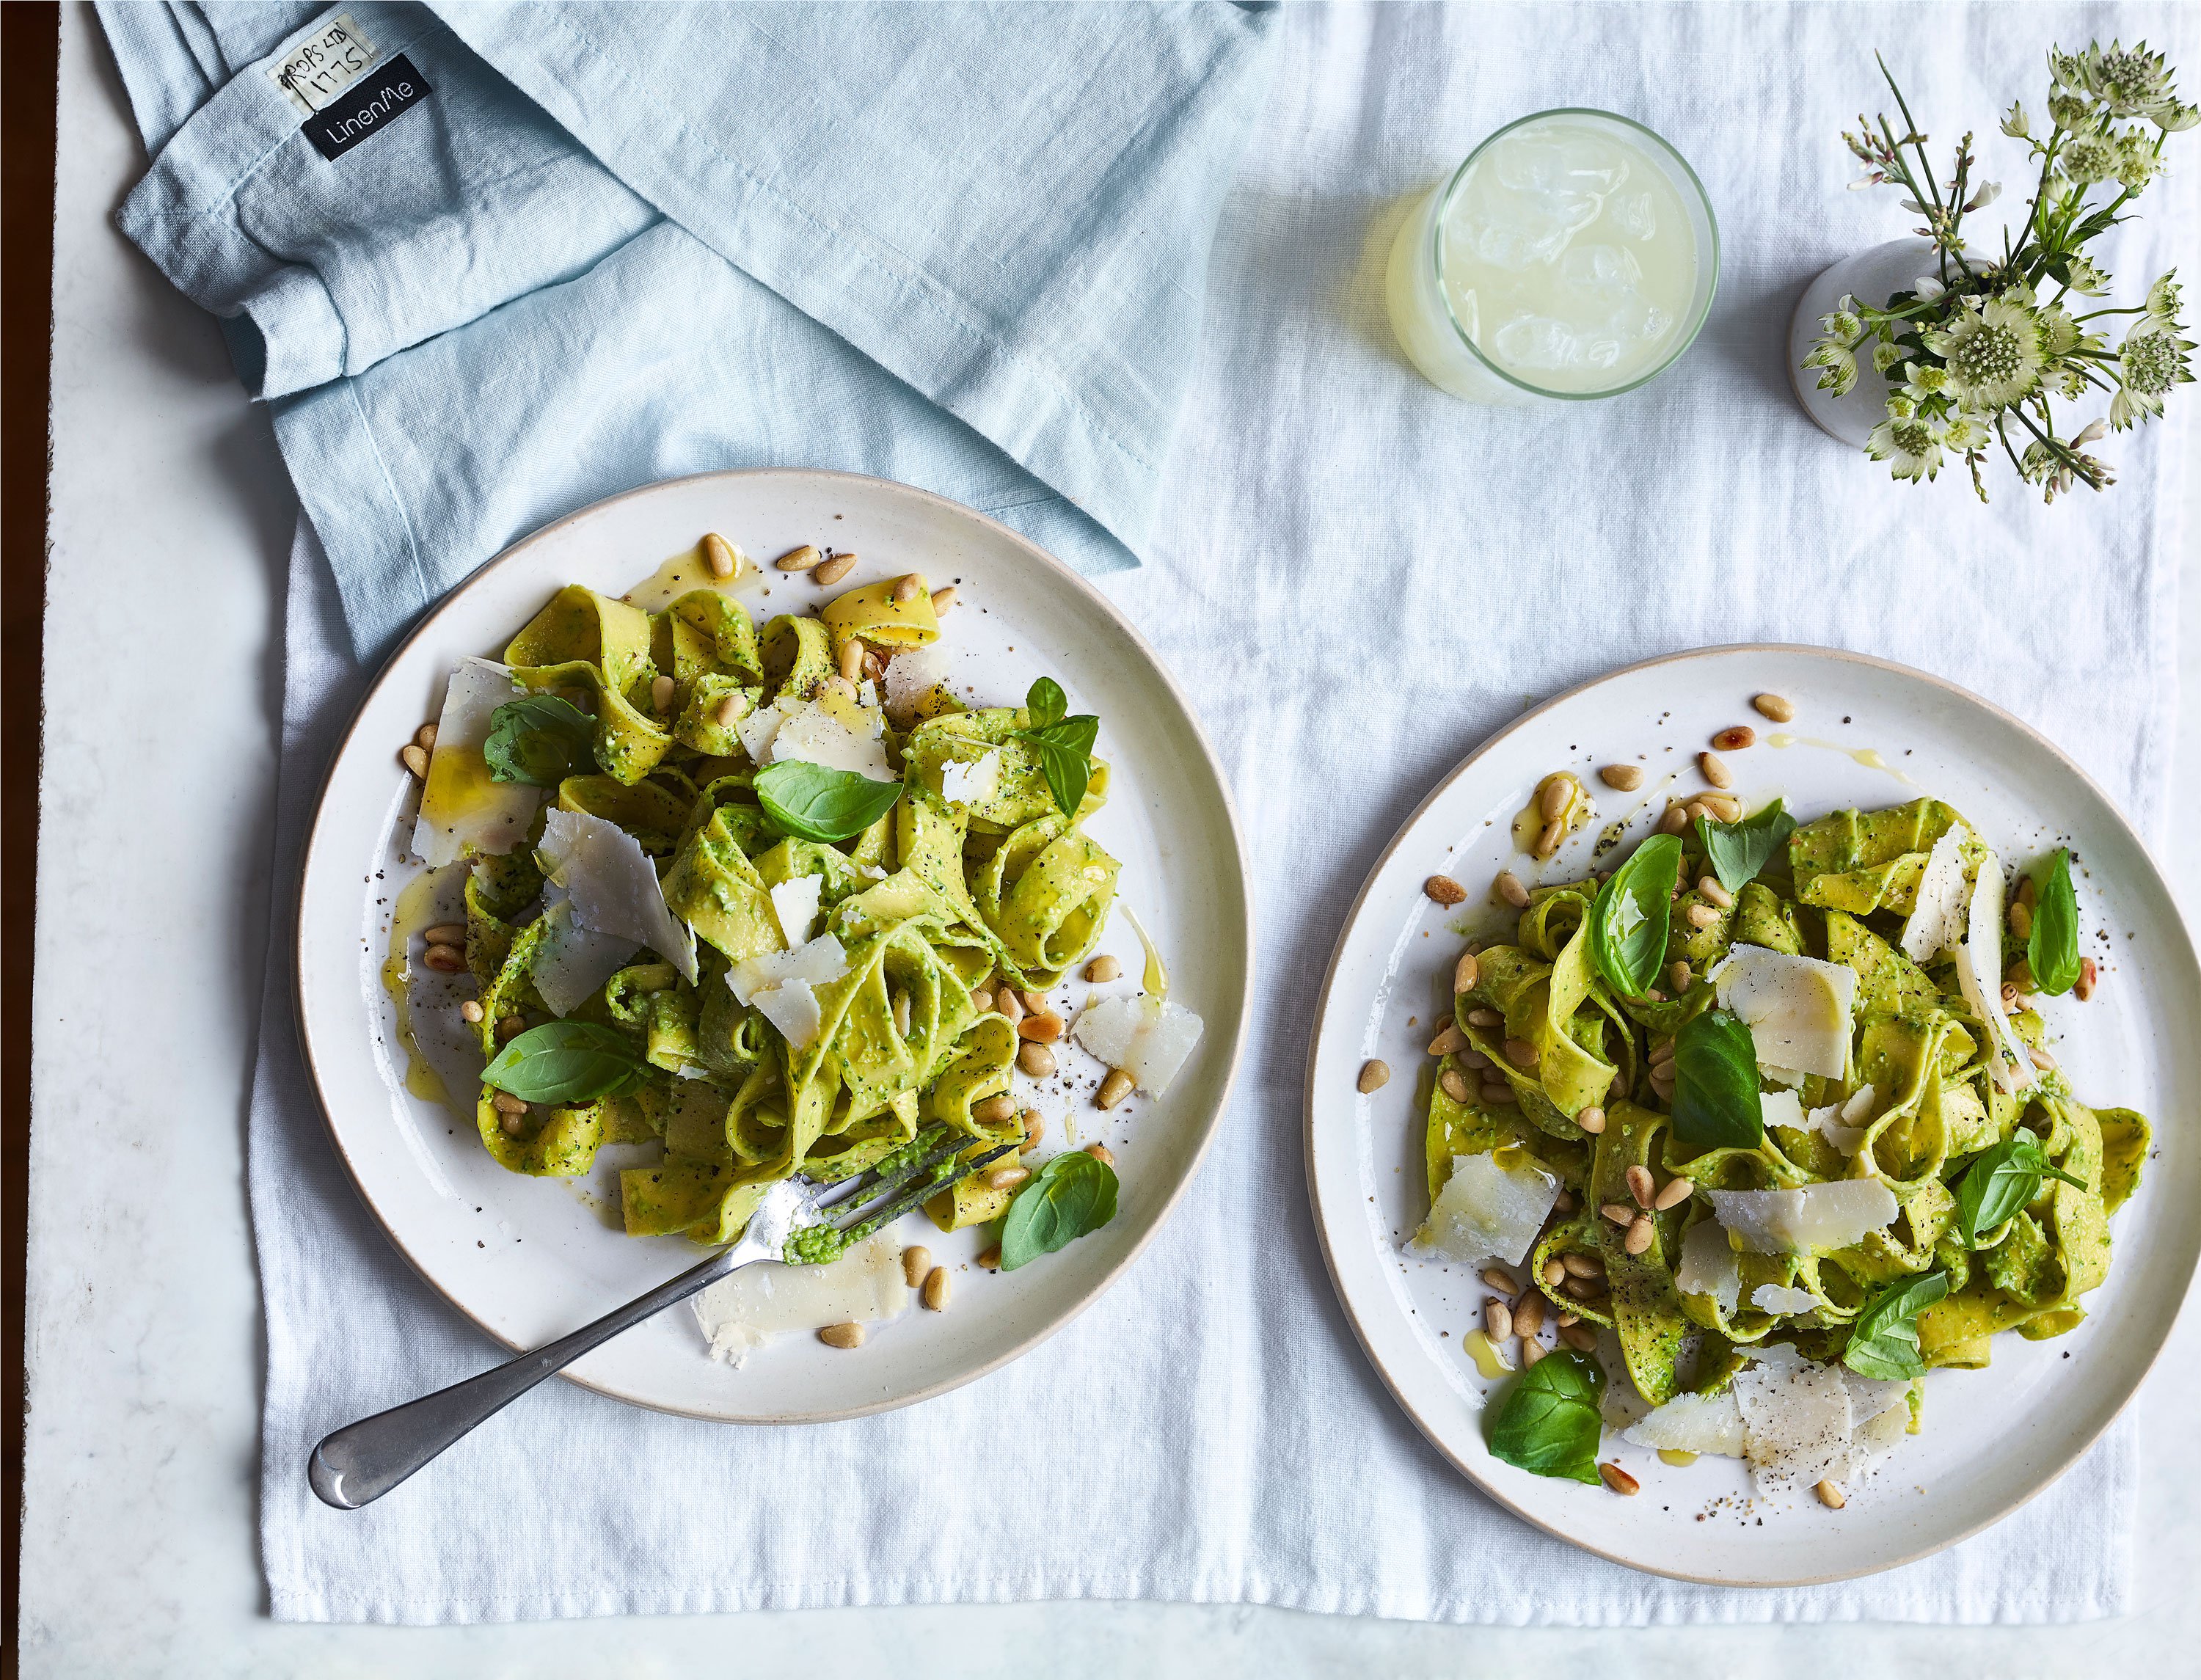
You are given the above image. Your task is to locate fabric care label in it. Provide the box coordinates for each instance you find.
[302,54,434,161]
[267,12,377,115]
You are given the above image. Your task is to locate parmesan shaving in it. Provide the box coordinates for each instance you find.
[1707,1179,1897,1255]
[1407,1151,1558,1268]
[1711,944,1858,1079]
[536,808,698,983]
[768,874,824,947]
[1071,996,1204,1095]
[1676,1218,1741,1313]
[1623,1389,1745,1457]
[411,658,540,866]
[1900,826,1971,960]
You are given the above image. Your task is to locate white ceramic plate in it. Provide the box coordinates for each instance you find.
[1304,645,2201,1585]
[296,470,1251,1422]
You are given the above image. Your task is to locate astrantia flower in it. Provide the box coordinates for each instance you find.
[2070,41,2178,121]
[2062,254,2111,296]
[2115,131,2164,190]
[2110,323,2195,427]
[1922,294,2047,410]
[1943,414,1993,453]
[2048,91,2093,131]
[2059,133,2120,185]
[2156,100,2201,134]
[1872,342,1903,375]
[1804,340,1858,397]
[1899,361,1952,404]
[1866,412,1947,481]
[1819,302,1864,343]
[2145,270,2183,326]
[2037,305,2081,359]
[2002,101,2032,139]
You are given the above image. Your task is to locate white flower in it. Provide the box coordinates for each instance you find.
[1872,342,1903,374]
[1804,340,1858,398]
[2156,100,2201,134]
[1899,362,1952,403]
[2049,91,2093,132]
[1964,181,2003,211]
[2061,133,2120,186]
[1923,292,2048,410]
[1912,274,1946,301]
[1899,197,1929,215]
[2060,254,2111,296]
[2111,323,2194,428]
[2002,102,2031,139]
[2069,40,2180,122]
[2115,131,2164,190]
[2145,271,2183,327]
[1819,302,1864,343]
[1943,414,1993,452]
[2074,419,2107,445]
[1866,412,1948,482]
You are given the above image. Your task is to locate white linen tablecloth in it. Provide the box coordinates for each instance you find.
[255,1,2193,1623]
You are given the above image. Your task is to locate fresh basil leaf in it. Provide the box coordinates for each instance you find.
[999,1149,1119,1270]
[1843,1269,1949,1381]
[1694,798,1797,894]
[1024,676,1067,731]
[481,1020,647,1105]
[1589,833,1682,997]
[1668,1008,1764,1149]
[2028,848,2082,996]
[753,759,905,843]
[483,695,596,787]
[1485,1345,1606,1485]
[1953,1135,2089,1244]
[1018,712,1099,819]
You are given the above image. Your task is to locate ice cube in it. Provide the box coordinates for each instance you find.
[1492,314,1587,370]
[1613,190,1658,241]
[1493,124,1632,195]
[1446,175,1598,272]
[1561,243,1644,294]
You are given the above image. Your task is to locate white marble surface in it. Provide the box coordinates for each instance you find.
[22,4,2201,1672]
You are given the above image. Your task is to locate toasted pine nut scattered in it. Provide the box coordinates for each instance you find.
[1513,1291,1546,1337]
[1485,1300,1514,1341]
[401,744,430,778]
[497,1015,525,1042]
[977,1246,1002,1269]
[1428,1023,1467,1057]
[1018,1011,1064,1043]
[927,583,959,613]
[890,572,924,604]
[649,673,675,714]
[1556,1310,1579,1328]
[1560,1251,1602,1279]
[1649,1036,1677,1067]
[1534,819,1563,859]
[1085,1142,1115,1166]
[1439,1069,1472,1103]
[775,544,822,571]
[1753,693,1795,723]
[2030,1046,2058,1071]
[1467,1007,1503,1029]
[491,1089,527,1116]
[1564,1274,1600,1300]
[1685,902,1720,930]
[1626,1164,1655,1208]
[1453,951,1481,994]
[921,1266,952,1310]
[1599,1462,1640,1496]
[712,693,743,728]
[2018,875,2037,907]
[1424,874,1468,906]
[1653,1177,1694,1211]
[973,1093,1018,1126]
[1537,777,1572,822]
[971,990,997,1015]
[1560,1322,1599,1353]
[1503,1037,1539,1070]
[812,552,857,586]
[1541,1259,1566,1289]
[1520,1338,1547,1367]
[2077,959,2098,1001]
[1711,726,1756,752]
[1698,876,1733,908]
[1658,803,1690,835]
[902,1246,932,1288]
[1698,751,1734,789]
[1601,1202,1633,1225]
[1358,1059,1391,1095]
[985,1166,1031,1192]
[996,988,1025,1026]
[1478,1081,1514,1106]
[499,1111,526,1136]
[422,943,464,974]
[423,923,467,946]
[1553,1185,1574,1210]
[1668,960,1692,993]
[838,638,865,683]
[1494,869,1530,908]
[2006,958,2035,993]
[1702,793,1743,823]
[1096,1068,1135,1110]
[1018,1042,1057,1078]
[1599,764,1644,791]
[2008,899,2034,939]
[1084,954,1122,983]
[1021,1109,1045,1152]
[1682,800,1712,826]
[818,1322,865,1348]
[1481,1266,1517,1293]
[1624,1216,1654,1255]
[1575,1105,1606,1136]
[1021,989,1049,1014]
[415,723,439,752]
[700,532,739,579]
[460,999,485,1023]
[1815,1479,1846,1509]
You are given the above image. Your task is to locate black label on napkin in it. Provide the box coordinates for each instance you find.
[303,54,431,161]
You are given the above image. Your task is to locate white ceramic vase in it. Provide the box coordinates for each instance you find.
[1786,237,1940,446]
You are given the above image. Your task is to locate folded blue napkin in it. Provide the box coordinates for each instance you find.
[100,1,1276,652]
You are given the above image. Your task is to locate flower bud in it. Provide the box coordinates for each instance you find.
[2001,101,2030,139]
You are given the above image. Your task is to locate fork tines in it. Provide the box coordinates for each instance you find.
[830,1136,1020,1242]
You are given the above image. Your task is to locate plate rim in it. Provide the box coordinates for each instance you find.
[1301,639,2201,1586]
[293,466,1257,1424]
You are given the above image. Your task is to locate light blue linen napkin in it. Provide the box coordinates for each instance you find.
[100,1,1275,652]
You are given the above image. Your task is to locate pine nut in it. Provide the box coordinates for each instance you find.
[1667,960,1692,993]
[1653,1177,1693,1210]
[1556,1310,1579,1328]
[1561,1251,1602,1279]
[775,544,822,571]
[1712,726,1756,752]
[1503,1037,1538,1069]
[1084,954,1122,983]
[996,988,1024,1025]
[930,585,958,614]
[422,943,464,974]
[1439,1070,1471,1103]
[1601,1202,1633,1225]
[811,552,857,586]
[646,673,672,714]
[1534,819,1563,859]
[2001,982,2021,1008]
[1358,1059,1391,1094]
[1021,1109,1044,1152]
[1494,870,1530,908]
[891,573,924,604]
[1650,1037,1677,1066]
[1599,1463,1640,1497]
[2018,875,2038,908]
[921,1266,951,1310]
[497,1015,525,1042]
[1021,989,1049,1014]
[1702,794,1743,822]
[1575,1106,1606,1135]
[2008,899,2033,938]
[1513,1291,1545,1337]
[2077,959,2098,1001]
[2030,1046,2058,1071]
[1685,903,1720,930]
[499,1111,526,1136]
[973,1094,1018,1126]
[1520,1338,1547,1367]
[2007,958,2035,993]
[1478,1081,1514,1106]
[1538,778,1572,822]
[1484,1301,1514,1341]
[415,723,438,751]
[491,1089,527,1116]
[701,532,739,579]
[1550,1188,1572,1215]
[1428,1023,1467,1057]
[1564,1274,1599,1299]
[1561,1322,1599,1352]
[1097,1068,1135,1110]
[1626,1164,1655,1208]
[1753,693,1795,723]
[1599,764,1644,791]
[902,1246,932,1288]
[985,1166,1031,1191]
[1658,803,1690,835]
[1815,1479,1846,1509]
[1467,1007,1503,1029]
[1481,1267,1517,1293]
[1453,951,1481,993]
[1624,1216,1654,1254]
[1698,876,1733,908]
[971,989,995,1013]
[818,1322,865,1348]
[1085,1142,1115,1166]
[977,1246,1002,1269]
[423,923,467,946]
[1424,874,1467,906]
[401,744,430,778]
[1541,1259,1566,1288]
[712,693,743,728]
[1018,1042,1056,1078]
[1699,750,1734,789]
[837,638,865,683]
[460,999,485,1023]
[1018,1012,1064,1043]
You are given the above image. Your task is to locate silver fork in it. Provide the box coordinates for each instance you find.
[307,1130,1014,1509]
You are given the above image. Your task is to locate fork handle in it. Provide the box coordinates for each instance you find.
[307,1241,753,1510]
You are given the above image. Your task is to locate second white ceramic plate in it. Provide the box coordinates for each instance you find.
[1305,645,2201,1585]
[296,470,1252,1422]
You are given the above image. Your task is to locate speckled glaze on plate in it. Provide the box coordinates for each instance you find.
[296,470,1252,1423]
[1304,645,2201,1585]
